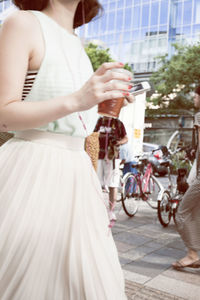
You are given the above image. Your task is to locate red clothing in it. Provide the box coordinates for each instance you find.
[94,117,127,159]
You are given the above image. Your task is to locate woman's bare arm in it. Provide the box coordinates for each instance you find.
[0,12,81,132]
[0,12,134,132]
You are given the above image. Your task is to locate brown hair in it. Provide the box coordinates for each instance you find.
[12,0,103,28]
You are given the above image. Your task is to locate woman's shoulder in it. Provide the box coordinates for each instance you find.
[2,10,37,33]
[1,10,41,57]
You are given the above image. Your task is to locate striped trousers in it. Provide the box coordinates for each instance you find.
[176,177,200,251]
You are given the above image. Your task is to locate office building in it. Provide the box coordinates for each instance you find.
[79,0,200,77]
[1,0,200,78]
[0,0,15,23]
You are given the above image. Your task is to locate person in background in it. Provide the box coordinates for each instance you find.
[172,86,200,269]
[94,116,128,221]
[120,142,138,176]
[119,142,138,196]
[0,0,134,298]
[186,87,200,185]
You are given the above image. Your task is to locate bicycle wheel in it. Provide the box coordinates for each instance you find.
[167,130,180,153]
[122,173,139,217]
[143,175,161,209]
[172,197,182,225]
[173,208,177,225]
[157,191,172,227]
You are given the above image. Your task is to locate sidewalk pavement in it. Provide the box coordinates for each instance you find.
[110,199,200,300]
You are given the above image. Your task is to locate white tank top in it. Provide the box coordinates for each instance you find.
[23,10,98,137]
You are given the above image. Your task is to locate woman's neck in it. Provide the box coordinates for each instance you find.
[42,0,80,34]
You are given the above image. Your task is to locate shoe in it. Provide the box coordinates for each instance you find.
[172,259,200,269]
[109,211,117,221]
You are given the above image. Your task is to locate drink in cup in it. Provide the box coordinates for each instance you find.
[98,68,133,118]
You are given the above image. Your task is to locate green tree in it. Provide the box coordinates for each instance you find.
[150,43,200,110]
[85,43,114,71]
[85,43,133,73]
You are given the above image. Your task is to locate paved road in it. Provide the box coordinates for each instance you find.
[108,175,200,299]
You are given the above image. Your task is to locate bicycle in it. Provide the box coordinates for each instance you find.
[120,155,164,217]
[157,148,192,227]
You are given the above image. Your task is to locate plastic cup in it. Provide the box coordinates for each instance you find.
[98,68,133,118]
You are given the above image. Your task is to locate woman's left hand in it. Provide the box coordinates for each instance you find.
[123,95,135,106]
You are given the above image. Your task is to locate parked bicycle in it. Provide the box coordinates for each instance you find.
[157,148,192,227]
[120,155,164,217]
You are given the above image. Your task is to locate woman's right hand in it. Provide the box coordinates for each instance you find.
[72,62,134,112]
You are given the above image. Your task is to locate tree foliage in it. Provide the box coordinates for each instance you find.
[85,43,133,73]
[85,43,114,71]
[150,43,200,110]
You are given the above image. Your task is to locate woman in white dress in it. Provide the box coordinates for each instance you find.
[0,0,134,299]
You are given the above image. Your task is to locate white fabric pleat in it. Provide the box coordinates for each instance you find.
[0,131,126,300]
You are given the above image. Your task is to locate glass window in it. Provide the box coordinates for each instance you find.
[160,0,168,25]
[87,23,94,36]
[102,3,108,11]
[124,6,132,30]
[108,11,115,32]
[175,35,184,43]
[78,26,84,36]
[5,1,11,9]
[182,26,191,36]
[193,24,200,34]
[176,2,183,26]
[106,33,115,44]
[100,15,107,33]
[158,37,167,48]
[0,3,3,12]
[93,23,100,36]
[117,0,125,9]
[141,4,150,27]
[109,1,116,11]
[150,1,159,26]
[125,0,132,7]
[183,0,192,25]
[98,35,106,44]
[141,27,148,38]
[149,38,157,49]
[149,25,158,34]
[159,25,167,33]
[132,30,140,41]
[123,31,131,42]
[140,63,146,71]
[194,0,200,24]
[115,32,123,44]
[192,34,200,44]
[134,0,141,5]
[133,6,141,28]
[175,27,181,35]
[116,9,124,31]
[131,42,140,55]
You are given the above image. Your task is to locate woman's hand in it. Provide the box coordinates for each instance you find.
[72,62,134,112]
[122,95,135,107]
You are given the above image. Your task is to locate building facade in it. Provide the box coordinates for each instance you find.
[79,0,200,75]
[1,0,200,76]
[0,0,15,24]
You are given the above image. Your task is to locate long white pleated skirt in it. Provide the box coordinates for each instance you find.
[0,130,126,300]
